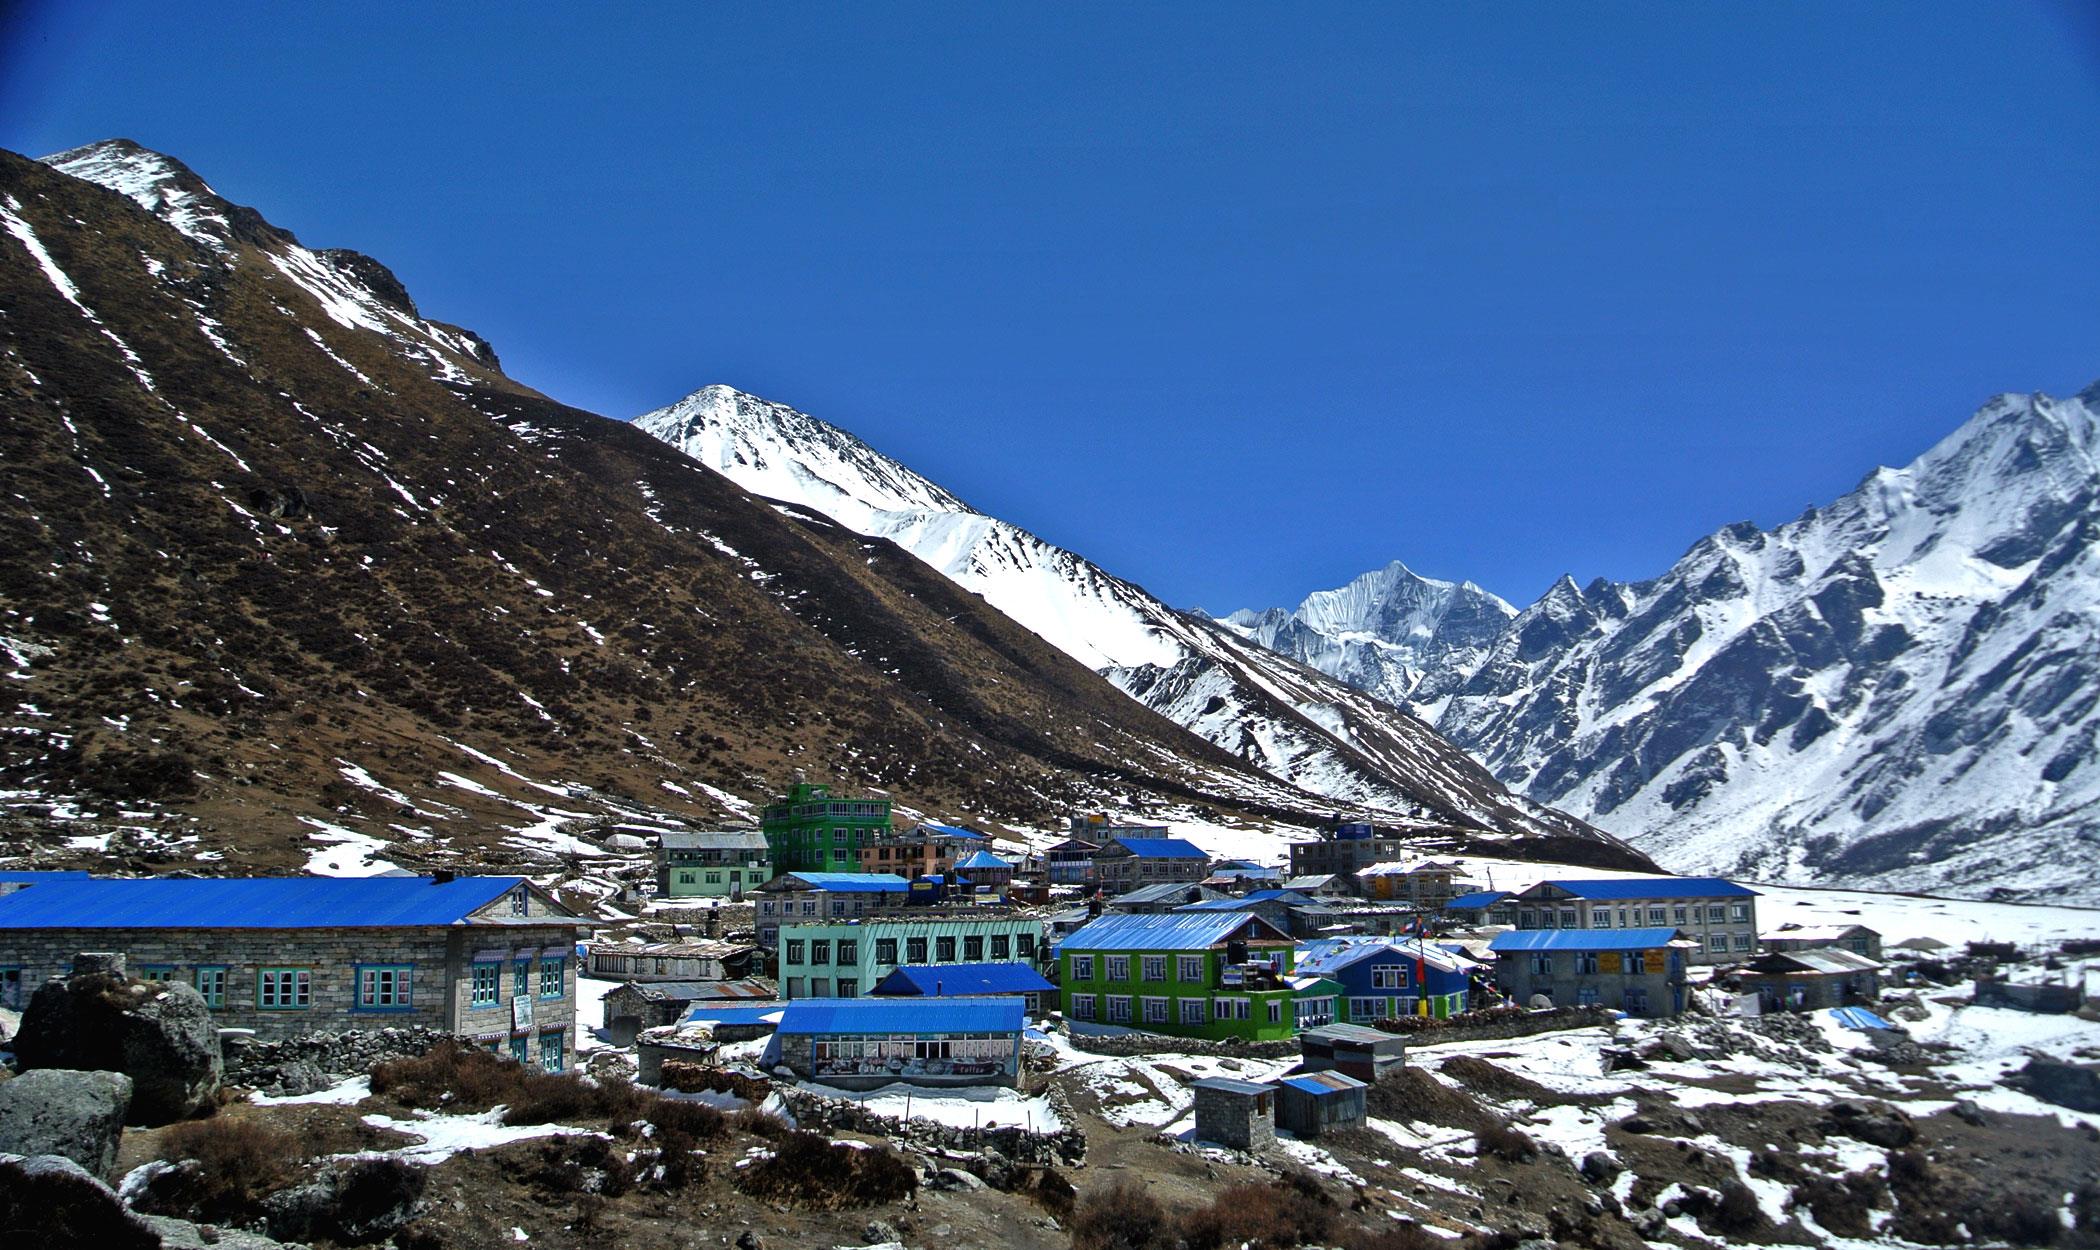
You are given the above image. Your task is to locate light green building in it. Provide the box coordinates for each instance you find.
[1058,911,1323,1042]
[762,782,894,875]
[776,914,1045,999]
[657,831,773,899]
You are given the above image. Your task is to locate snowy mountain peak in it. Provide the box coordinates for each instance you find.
[636,385,972,531]
[42,138,235,246]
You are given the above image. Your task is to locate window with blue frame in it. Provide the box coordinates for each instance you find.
[258,968,312,1010]
[471,962,501,1006]
[538,957,564,1000]
[509,1035,529,1062]
[192,966,229,1008]
[356,964,414,1010]
[512,960,531,999]
[138,965,179,983]
[539,1031,564,1072]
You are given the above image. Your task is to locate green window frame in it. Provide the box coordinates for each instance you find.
[356,964,414,1011]
[138,965,179,983]
[513,960,531,998]
[192,965,229,1009]
[257,967,312,1010]
[539,1030,565,1072]
[539,957,565,1000]
[471,962,501,1006]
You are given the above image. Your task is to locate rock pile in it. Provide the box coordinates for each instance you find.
[775,1085,1086,1167]
[12,953,222,1124]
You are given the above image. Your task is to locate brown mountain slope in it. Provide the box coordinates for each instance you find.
[0,141,1645,875]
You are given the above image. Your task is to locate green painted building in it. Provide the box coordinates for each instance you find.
[1058,911,1311,1042]
[657,831,773,899]
[762,782,894,875]
[776,914,1046,1000]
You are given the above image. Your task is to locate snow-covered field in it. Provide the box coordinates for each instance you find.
[793,1080,1062,1133]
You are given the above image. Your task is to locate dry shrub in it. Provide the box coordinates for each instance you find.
[370,1042,528,1110]
[526,1136,635,1198]
[500,1070,648,1126]
[1015,1165,1077,1220]
[1708,1180,1766,1236]
[1474,1117,1538,1163]
[151,1116,300,1219]
[641,1126,708,1192]
[734,1131,917,1209]
[641,1096,728,1140]
[1180,1177,1334,1250]
[1070,1182,1174,1250]
[1366,1069,1495,1133]
[734,1106,791,1139]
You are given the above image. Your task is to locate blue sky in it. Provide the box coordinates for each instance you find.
[5,4,2097,610]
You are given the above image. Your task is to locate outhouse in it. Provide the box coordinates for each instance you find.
[1300,1022,1407,1082]
[1191,1077,1277,1151]
[1275,1070,1367,1138]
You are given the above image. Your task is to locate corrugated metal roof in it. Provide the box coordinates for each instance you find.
[955,850,1011,869]
[658,830,769,851]
[1294,939,1463,975]
[1302,1023,1401,1045]
[1113,883,1220,905]
[872,963,1056,996]
[1106,837,1208,860]
[1535,877,1755,900]
[1488,927,1683,952]
[922,824,986,839]
[1755,948,1883,974]
[680,1006,786,1027]
[1190,1077,1275,1096]
[0,876,533,929]
[1063,911,1288,952]
[776,872,913,893]
[610,979,778,1002]
[1278,1071,1367,1095]
[776,996,1023,1035]
[1829,1007,1897,1031]
[1446,890,1509,909]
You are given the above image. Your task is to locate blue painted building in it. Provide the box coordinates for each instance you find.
[1294,937,1472,1021]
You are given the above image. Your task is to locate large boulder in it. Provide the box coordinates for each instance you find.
[0,1068,134,1178]
[14,954,223,1124]
[0,1152,162,1248]
[263,1157,427,1244]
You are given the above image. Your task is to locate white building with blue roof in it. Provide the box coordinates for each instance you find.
[0,875,585,1066]
[1509,877,1759,964]
[763,995,1026,1088]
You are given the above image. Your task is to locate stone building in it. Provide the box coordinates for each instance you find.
[584,939,753,982]
[1191,1077,1277,1150]
[1760,923,1882,962]
[763,996,1025,1089]
[754,872,912,949]
[1090,836,1211,895]
[1274,1071,1367,1138]
[0,875,585,1068]
[1488,927,1691,1018]
[1740,948,1884,1011]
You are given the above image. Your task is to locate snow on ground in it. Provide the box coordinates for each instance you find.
[1042,1024,1300,1129]
[298,817,400,877]
[358,1107,597,1163]
[795,1080,1062,1133]
[575,976,622,1054]
[251,1076,371,1107]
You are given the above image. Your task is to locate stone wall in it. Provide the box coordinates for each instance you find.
[1372,1004,1615,1044]
[1064,1030,1302,1060]
[223,1025,473,1095]
[776,1084,1085,1166]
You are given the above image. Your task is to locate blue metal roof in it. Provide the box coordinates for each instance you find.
[872,964,1056,996]
[1278,1071,1366,1096]
[681,1006,787,1027]
[0,876,533,929]
[1174,890,1314,912]
[0,870,91,884]
[1828,1007,1898,1032]
[1446,890,1510,910]
[1536,877,1755,900]
[776,996,1023,1035]
[922,824,986,839]
[1489,927,1684,952]
[781,872,913,893]
[955,850,1011,870]
[1108,837,1207,860]
[1062,911,1288,952]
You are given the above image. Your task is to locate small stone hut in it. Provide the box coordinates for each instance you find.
[1274,1070,1367,1138]
[1191,1077,1276,1151]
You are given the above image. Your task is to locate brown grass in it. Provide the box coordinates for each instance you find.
[733,1130,917,1210]
[148,1116,300,1220]
[1474,1117,1538,1163]
[1179,1177,1335,1250]
[1069,1182,1175,1250]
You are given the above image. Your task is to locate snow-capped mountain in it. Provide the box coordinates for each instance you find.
[634,386,1609,844]
[1258,385,2100,904]
[1222,562,1516,719]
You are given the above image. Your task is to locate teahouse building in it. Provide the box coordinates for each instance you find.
[764,996,1026,1089]
[0,875,584,1067]
[1488,927,1689,1018]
